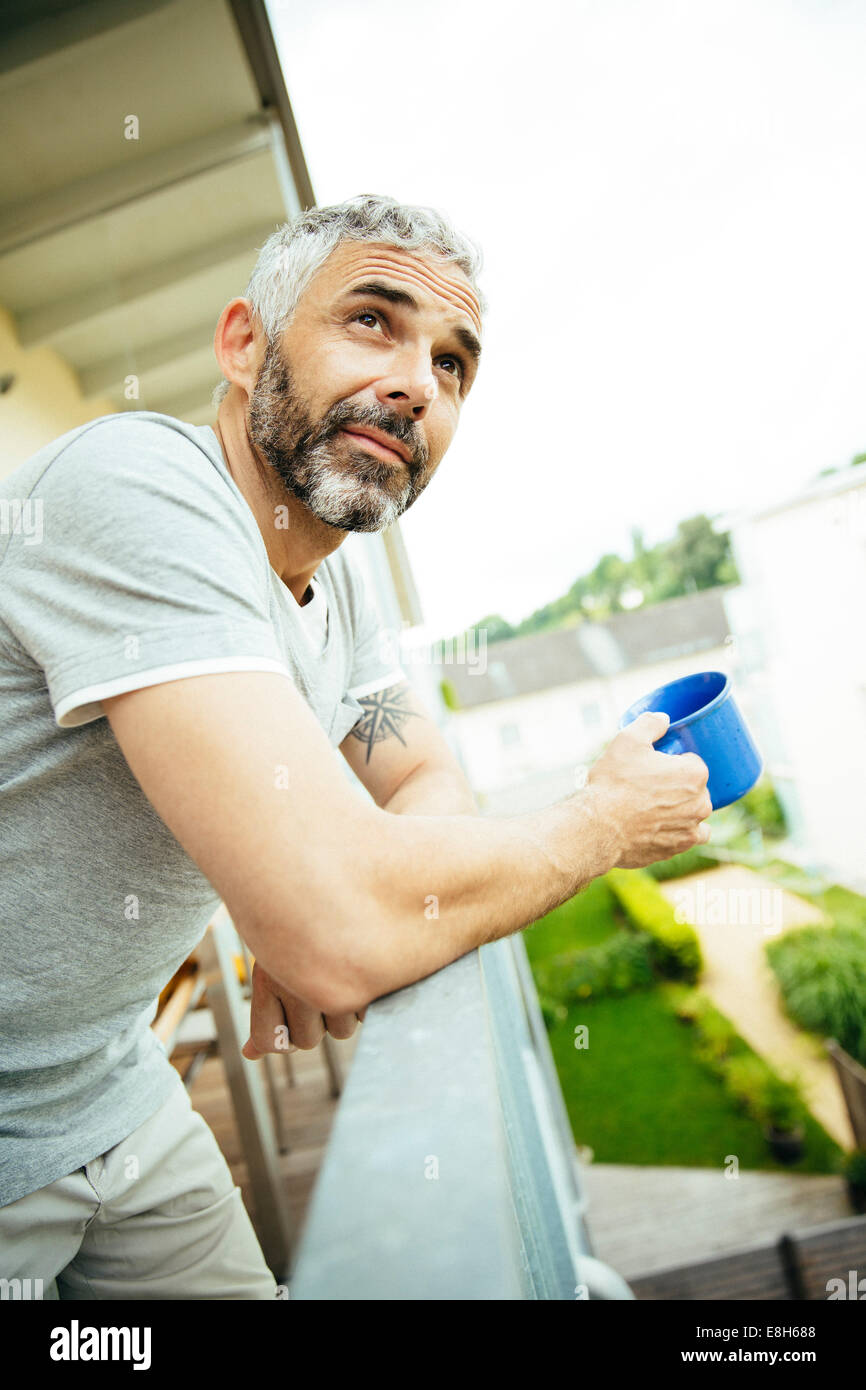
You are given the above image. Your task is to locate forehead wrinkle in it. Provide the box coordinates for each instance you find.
[365,260,481,328]
[344,251,482,334]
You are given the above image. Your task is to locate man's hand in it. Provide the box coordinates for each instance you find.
[584,710,713,870]
[242,960,366,1060]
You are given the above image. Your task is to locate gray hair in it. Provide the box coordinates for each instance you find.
[212,193,486,406]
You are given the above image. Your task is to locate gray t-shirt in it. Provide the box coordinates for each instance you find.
[0,411,405,1207]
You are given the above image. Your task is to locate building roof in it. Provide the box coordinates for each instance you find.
[437,586,734,709]
[714,464,866,530]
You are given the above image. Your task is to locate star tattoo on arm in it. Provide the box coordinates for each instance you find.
[348,682,421,764]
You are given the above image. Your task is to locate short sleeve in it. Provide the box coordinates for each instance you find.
[345,557,407,700]
[0,416,291,727]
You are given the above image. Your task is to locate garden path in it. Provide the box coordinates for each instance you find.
[655,864,854,1150]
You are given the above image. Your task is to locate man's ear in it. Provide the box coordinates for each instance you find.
[213,298,263,399]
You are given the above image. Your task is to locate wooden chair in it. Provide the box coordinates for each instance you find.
[150,906,346,1280]
[786,1215,866,1299]
[826,1039,866,1147]
[628,1213,866,1300]
[629,1240,792,1300]
[152,956,206,1060]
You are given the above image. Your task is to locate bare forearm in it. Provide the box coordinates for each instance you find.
[339,786,620,1010]
[382,760,481,817]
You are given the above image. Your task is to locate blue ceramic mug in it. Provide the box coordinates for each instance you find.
[618,670,763,811]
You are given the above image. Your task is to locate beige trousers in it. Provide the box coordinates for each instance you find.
[0,1075,279,1300]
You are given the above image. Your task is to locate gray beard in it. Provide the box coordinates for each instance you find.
[246,338,430,533]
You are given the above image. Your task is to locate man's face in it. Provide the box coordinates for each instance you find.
[246,240,482,532]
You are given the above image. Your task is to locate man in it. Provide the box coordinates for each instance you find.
[0,194,711,1299]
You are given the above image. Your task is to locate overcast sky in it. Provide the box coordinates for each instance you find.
[267,0,866,639]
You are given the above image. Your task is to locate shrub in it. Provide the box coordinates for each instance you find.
[766,924,866,1067]
[667,986,811,1136]
[606,868,703,982]
[720,1054,806,1130]
[756,1073,808,1132]
[673,991,741,1072]
[535,930,655,1004]
[693,1009,738,1068]
[671,986,707,1024]
[644,846,718,881]
[741,777,787,838]
[721,1054,775,1117]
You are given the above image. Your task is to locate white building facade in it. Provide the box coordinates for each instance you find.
[721,468,866,892]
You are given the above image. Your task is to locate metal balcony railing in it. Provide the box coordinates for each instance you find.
[288,934,634,1301]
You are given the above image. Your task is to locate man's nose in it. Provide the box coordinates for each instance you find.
[374,352,438,416]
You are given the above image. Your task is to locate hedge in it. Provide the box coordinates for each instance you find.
[606,867,703,982]
[765,923,866,1067]
[722,1053,807,1130]
[672,987,809,1130]
[534,929,655,1006]
[741,777,787,837]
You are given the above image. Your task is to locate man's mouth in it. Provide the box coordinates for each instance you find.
[340,427,410,465]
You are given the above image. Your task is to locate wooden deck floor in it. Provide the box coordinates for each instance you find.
[167,1012,856,1293]
[170,1031,361,1245]
[581,1161,854,1281]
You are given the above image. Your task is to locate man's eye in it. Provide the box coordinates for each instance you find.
[438,356,465,383]
[353,310,384,329]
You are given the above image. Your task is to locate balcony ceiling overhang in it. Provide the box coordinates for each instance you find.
[0,0,313,423]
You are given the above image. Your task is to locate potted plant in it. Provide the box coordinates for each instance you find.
[843,1149,866,1214]
[758,1074,807,1163]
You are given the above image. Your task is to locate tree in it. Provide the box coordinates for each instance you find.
[455,511,740,647]
[473,612,516,643]
[664,514,739,593]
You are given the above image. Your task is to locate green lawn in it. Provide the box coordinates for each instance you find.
[524,876,844,1173]
[523,876,626,958]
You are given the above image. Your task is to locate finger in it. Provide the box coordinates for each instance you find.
[623,710,670,745]
[324,1010,360,1041]
[677,751,710,785]
[283,998,326,1050]
[245,970,293,1058]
